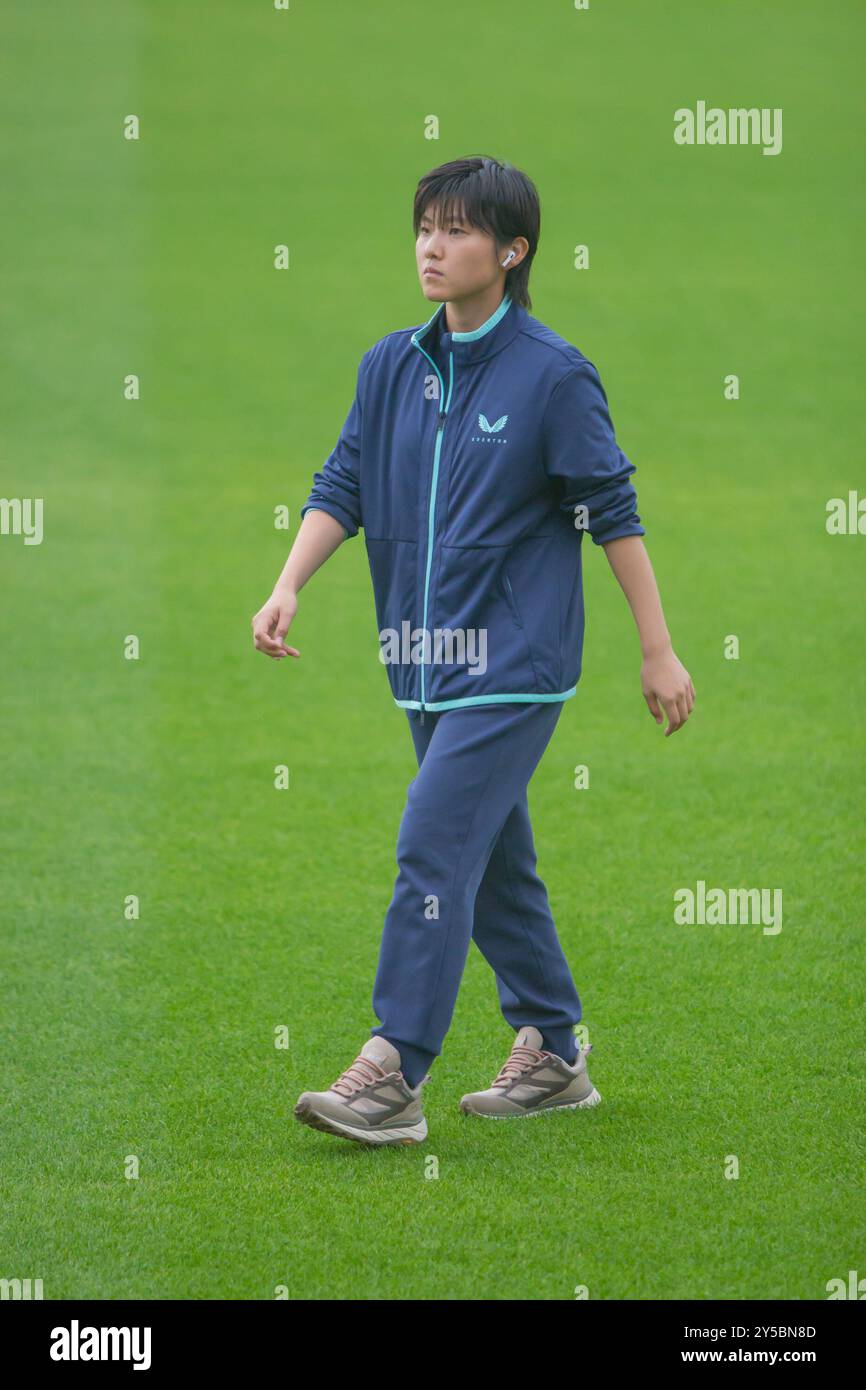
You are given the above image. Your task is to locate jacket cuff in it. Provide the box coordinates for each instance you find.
[591,520,646,547]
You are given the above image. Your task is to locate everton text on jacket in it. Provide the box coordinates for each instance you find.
[300,292,645,712]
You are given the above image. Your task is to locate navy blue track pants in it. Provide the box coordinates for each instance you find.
[369,701,583,1087]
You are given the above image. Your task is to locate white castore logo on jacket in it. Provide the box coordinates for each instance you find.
[471,412,508,444]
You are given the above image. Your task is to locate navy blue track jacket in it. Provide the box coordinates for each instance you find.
[300,291,645,713]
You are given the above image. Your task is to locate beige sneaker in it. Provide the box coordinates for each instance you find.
[459,1025,601,1119]
[293,1037,430,1146]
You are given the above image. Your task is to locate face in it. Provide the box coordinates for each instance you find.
[416,202,503,302]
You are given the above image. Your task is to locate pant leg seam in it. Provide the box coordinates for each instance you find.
[415,723,516,1049]
[498,823,561,1011]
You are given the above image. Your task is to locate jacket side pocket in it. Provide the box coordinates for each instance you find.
[502,571,524,629]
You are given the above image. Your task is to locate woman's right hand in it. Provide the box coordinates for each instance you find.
[251,586,300,660]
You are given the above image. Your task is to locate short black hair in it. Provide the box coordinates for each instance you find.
[413,155,540,311]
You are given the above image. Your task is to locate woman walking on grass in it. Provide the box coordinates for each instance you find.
[252,155,694,1146]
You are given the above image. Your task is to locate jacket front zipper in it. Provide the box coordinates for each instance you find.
[412,342,454,721]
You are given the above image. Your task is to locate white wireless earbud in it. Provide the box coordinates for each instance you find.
[501,250,517,267]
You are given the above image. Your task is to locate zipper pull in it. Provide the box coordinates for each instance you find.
[438,409,447,429]
[420,708,426,725]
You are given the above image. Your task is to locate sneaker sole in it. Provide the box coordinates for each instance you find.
[293,1097,428,1146]
[459,1086,602,1119]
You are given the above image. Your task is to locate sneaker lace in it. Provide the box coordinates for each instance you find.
[490,1044,549,1089]
[330,1055,388,1097]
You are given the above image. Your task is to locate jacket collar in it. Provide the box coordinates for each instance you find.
[411,291,523,366]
